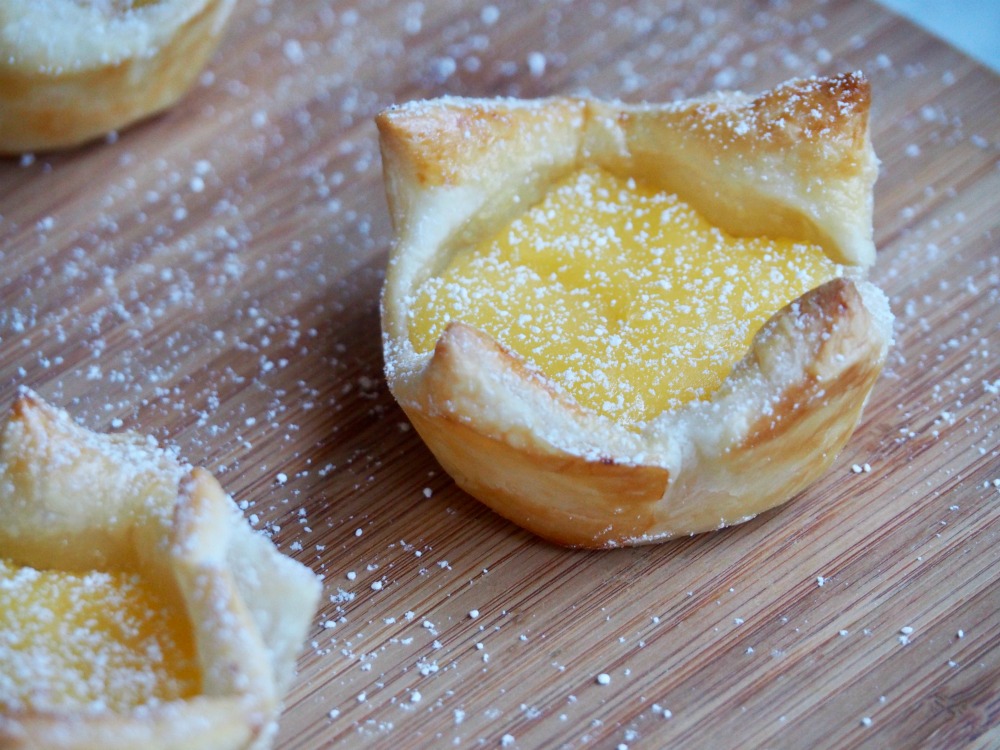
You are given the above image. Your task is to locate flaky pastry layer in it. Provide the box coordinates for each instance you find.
[0,392,321,749]
[0,0,237,153]
[377,74,893,548]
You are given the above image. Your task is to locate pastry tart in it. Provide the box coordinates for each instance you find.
[0,392,321,749]
[0,0,237,153]
[377,73,894,548]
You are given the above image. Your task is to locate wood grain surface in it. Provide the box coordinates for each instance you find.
[1,1,998,748]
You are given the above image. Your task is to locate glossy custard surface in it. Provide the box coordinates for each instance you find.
[409,167,840,424]
[0,558,200,714]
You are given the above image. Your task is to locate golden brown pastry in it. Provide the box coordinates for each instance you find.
[377,73,894,548]
[0,391,321,749]
[0,0,237,153]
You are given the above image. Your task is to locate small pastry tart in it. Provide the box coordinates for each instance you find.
[377,73,894,548]
[0,391,321,750]
[0,0,237,153]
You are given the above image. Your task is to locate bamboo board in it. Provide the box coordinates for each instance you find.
[1,1,998,748]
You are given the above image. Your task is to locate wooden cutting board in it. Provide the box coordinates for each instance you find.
[1,1,998,748]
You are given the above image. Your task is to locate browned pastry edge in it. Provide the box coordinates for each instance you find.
[377,73,878,267]
[401,278,888,548]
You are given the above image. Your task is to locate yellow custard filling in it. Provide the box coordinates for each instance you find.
[0,558,200,714]
[409,167,841,424]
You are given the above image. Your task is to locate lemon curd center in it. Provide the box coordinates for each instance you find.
[0,558,201,714]
[408,167,841,424]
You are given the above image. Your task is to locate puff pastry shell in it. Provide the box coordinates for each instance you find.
[377,73,894,548]
[0,391,321,749]
[0,0,237,153]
